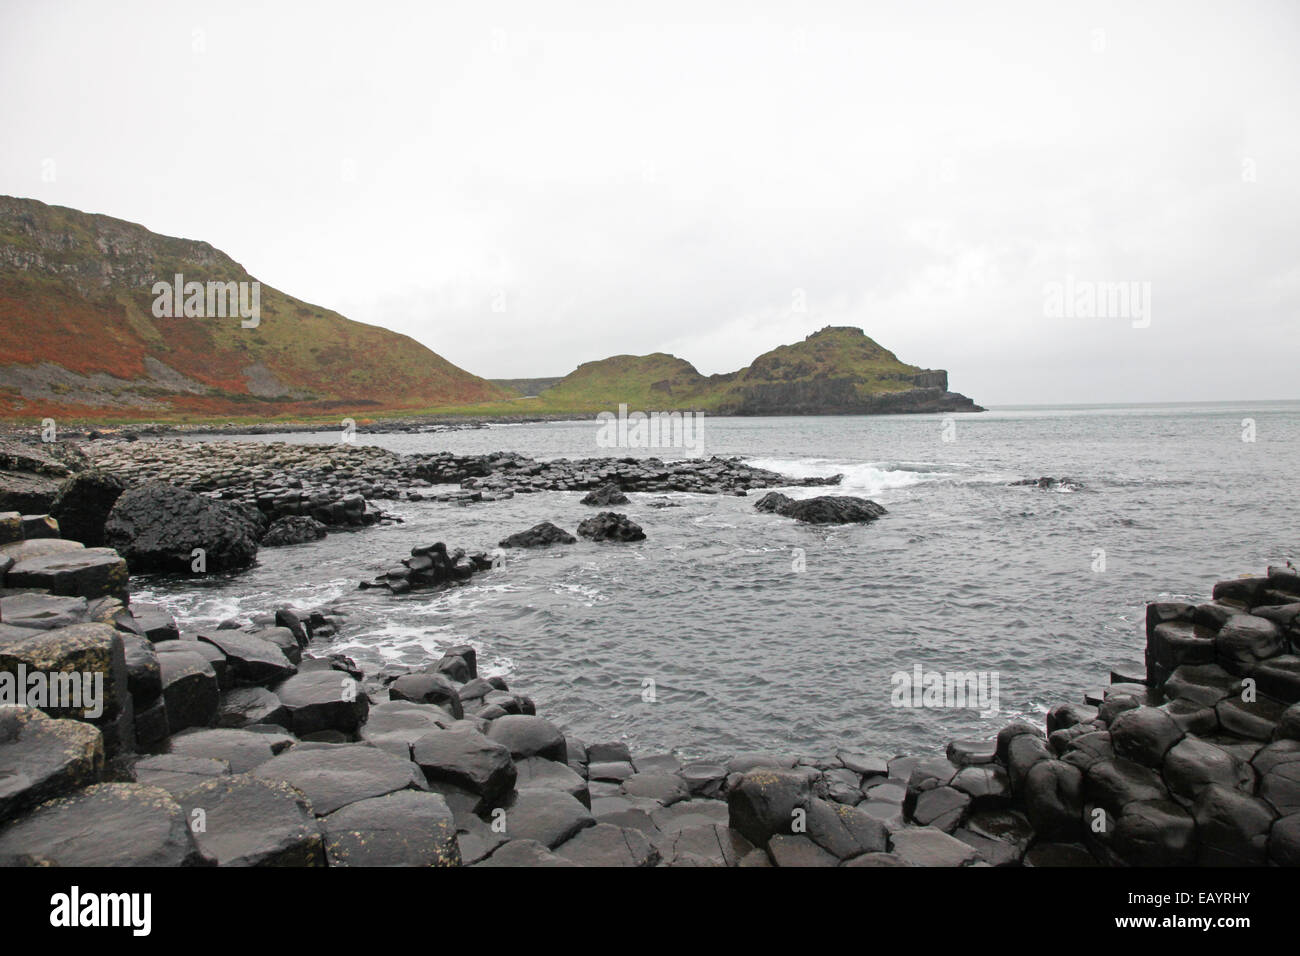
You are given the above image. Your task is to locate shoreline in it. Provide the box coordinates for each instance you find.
[1,438,1297,866]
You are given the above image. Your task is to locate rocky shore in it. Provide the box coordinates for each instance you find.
[3,485,1298,865]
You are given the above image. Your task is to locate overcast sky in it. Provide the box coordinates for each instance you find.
[2,0,1298,405]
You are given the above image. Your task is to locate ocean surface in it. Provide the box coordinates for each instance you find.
[135,402,1299,761]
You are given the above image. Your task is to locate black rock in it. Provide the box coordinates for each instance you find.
[754,494,887,525]
[261,515,328,547]
[498,522,576,548]
[576,512,646,542]
[104,481,264,573]
[581,483,629,506]
[49,470,125,547]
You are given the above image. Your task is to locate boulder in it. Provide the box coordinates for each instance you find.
[576,512,646,542]
[0,783,210,866]
[104,481,263,573]
[49,470,125,547]
[498,522,576,548]
[177,774,323,866]
[0,706,103,824]
[322,789,460,866]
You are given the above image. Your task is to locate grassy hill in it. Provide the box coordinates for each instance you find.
[434,327,980,417]
[0,196,509,422]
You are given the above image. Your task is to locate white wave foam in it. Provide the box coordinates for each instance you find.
[745,458,960,496]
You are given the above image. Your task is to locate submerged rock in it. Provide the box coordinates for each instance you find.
[261,515,327,547]
[498,522,576,548]
[581,483,630,506]
[754,493,887,525]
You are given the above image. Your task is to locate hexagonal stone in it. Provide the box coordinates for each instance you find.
[178,774,322,866]
[889,827,980,866]
[952,828,1021,866]
[1085,758,1168,813]
[272,670,369,737]
[0,783,209,866]
[1022,760,1083,841]
[515,756,590,807]
[680,762,726,798]
[167,727,293,773]
[912,786,971,833]
[0,706,103,824]
[633,753,682,774]
[1163,737,1254,801]
[253,743,427,815]
[621,771,689,807]
[197,631,296,686]
[766,833,837,867]
[837,751,889,776]
[553,822,659,866]
[499,788,595,848]
[217,686,290,730]
[0,622,128,724]
[359,699,455,756]
[1111,799,1196,866]
[1109,707,1185,767]
[1255,656,1300,705]
[1164,663,1239,706]
[804,797,888,858]
[727,768,813,846]
[945,738,997,766]
[1192,784,1277,865]
[412,727,516,805]
[841,851,909,866]
[388,672,463,718]
[158,649,219,733]
[1269,812,1300,865]
[0,593,89,630]
[1215,614,1285,673]
[6,548,128,601]
[1023,843,1100,866]
[322,790,459,866]
[129,603,180,643]
[1258,751,1300,815]
[1216,695,1285,740]
[485,714,567,762]
[950,765,1012,810]
[475,839,577,867]
[132,753,231,794]
[588,760,635,782]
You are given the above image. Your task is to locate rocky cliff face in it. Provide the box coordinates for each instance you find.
[716,378,982,415]
[0,196,508,421]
